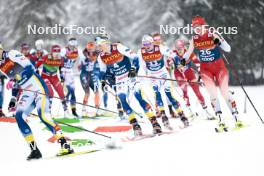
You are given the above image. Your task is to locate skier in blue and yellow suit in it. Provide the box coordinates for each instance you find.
[0,44,73,160]
[96,36,163,136]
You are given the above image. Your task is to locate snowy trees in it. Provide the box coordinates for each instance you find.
[0,0,263,84]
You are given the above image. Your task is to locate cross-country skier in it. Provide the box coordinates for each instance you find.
[99,37,125,119]
[61,37,85,118]
[182,15,243,131]
[96,35,163,135]
[169,39,214,119]
[0,44,73,160]
[35,45,68,114]
[138,35,189,128]
[7,43,39,115]
[20,43,38,65]
[79,41,101,117]
[30,39,48,72]
[151,32,177,118]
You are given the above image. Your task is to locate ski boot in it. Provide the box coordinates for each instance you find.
[168,105,177,118]
[233,111,244,129]
[71,107,79,118]
[0,109,6,117]
[149,116,162,134]
[130,118,143,136]
[215,112,228,132]
[178,110,189,128]
[161,110,173,130]
[27,141,42,160]
[235,120,244,129]
[57,137,74,156]
[118,110,126,120]
[202,105,216,120]
[81,106,88,118]
[95,107,104,117]
[156,109,162,118]
[215,122,228,132]
[62,99,68,111]
[8,107,16,117]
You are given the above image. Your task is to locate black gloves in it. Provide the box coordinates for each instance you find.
[214,38,221,45]
[101,80,106,91]
[8,97,17,111]
[128,67,137,78]
[36,69,40,75]
[180,58,186,66]
[198,75,202,82]
[60,75,65,82]
[59,66,64,82]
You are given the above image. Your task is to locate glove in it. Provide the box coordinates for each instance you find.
[8,97,17,112]
[198,75,202,82]
[60,75,65,82]
[101,80,106,91]
[214,38,221,45]
[128,67,137,78]
[36,69,40,75]
[6,80,15,90]
[180,58,186,66]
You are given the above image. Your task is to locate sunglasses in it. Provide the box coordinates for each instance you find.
[153,36,161,41]
[143,42,152,47]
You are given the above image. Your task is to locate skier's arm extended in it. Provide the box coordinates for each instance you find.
[117,43,139,71]
[183,39,194,62]
[160,44,181,64]
[213,32,231,52]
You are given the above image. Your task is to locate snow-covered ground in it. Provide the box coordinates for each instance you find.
[0,77,264,176]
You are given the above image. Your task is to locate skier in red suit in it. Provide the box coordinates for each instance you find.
[168,39,214,119]
[182,15,244,131]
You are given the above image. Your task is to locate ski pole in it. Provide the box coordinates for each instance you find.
[30,113,112,139]
[222,54,264,124]
[20,88,119,115]
[54,119,112,139]
[137,75,203,85]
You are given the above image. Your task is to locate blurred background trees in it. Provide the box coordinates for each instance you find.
[0,0,263,85]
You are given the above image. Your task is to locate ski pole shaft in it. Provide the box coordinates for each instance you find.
[20,88,119,115]
[54,120,112,139]
[30,113,112,138]
[137,75,202,85]
[223,54,264,124]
